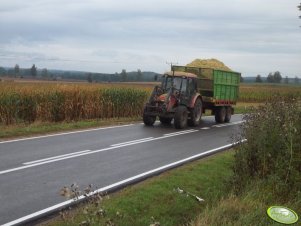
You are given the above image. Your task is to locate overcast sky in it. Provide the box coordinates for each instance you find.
[0,0,300,76]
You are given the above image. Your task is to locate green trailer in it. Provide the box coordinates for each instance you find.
[143,65,241,128]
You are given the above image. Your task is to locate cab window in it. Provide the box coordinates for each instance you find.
[187,78,195,95]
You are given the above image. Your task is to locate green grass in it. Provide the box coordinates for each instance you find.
[191,181,301,226]
[45,151,235,226]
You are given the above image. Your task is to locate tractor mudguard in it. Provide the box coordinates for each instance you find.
[189,94,201,108]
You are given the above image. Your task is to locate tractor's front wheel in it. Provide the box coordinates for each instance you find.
[174,106,188,129]
[143,114,156,126]
[143,107,156,126]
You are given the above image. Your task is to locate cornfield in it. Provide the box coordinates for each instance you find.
[0,83,150,125]
[0,82,300,125]
[239,84,301,102]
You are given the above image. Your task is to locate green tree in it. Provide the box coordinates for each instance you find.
[31,64,37,77]
[295,76,299,84]
[284,76,289,84]
[274,71,282,83]
[121,69,127,82]
[267,72,274,83]
[255,74,262,83]
[14,64,20,77]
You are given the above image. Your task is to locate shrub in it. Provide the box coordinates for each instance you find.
[231,96,301,200]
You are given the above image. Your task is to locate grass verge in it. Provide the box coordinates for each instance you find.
[0,102,259,140]
[191,181,301,226]
[42,150,235,226]
[0,117,140,140]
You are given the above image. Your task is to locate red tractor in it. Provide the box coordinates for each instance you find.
[143,66,240,129]
[143,71,203,129]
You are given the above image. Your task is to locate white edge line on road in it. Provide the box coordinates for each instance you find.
[0,124,134,144]
[2,139,247,226]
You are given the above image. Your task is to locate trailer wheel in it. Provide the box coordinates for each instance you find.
[215,107,226,123]
[188,98,202,126]
[159,117,172,124]
[143,107,156,126]
[174,106,188,129]
[224,107,232,123]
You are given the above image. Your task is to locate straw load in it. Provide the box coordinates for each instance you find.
[185,58,232,79]
[186,58,232,71]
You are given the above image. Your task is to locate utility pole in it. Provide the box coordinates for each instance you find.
[166,61,178,76]
[166,61,178,73]
[166,61,178,67]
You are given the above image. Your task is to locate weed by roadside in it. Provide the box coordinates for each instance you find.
[232,96,301,200]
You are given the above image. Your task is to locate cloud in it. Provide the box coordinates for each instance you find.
[0,0,300,76]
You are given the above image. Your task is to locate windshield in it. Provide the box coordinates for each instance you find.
[161,75,186,92]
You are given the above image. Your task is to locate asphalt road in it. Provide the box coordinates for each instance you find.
[0,115,243,225]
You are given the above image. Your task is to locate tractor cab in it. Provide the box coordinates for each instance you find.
[158,71,198,106]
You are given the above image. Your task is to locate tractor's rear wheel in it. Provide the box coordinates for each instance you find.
[174,106,188,129]
[188,98,202,127]
[159,117,172,124]
[215,107,226,123]
[224,107,232,123]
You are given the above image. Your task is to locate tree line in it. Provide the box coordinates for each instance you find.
[1,64,299,84]
[0,64,160,82]
[255,71,299,84]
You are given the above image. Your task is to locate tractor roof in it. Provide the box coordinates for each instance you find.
[164,71,197,78]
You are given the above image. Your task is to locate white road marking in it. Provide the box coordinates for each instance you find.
[201,127,210,130]
[111,137,154,147]
[2,140,246,226]
[23,150,92,165]
[163,129,197,136]
[0,124,134,144]
[1,120,243,175]
[212,120,244,128]
[0,130,198,175]
[0,115,243,144]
